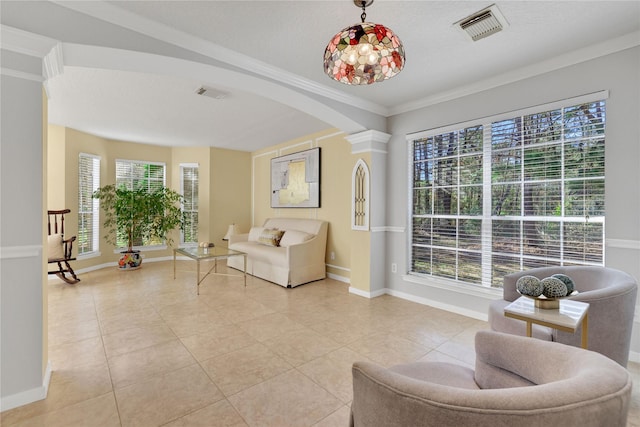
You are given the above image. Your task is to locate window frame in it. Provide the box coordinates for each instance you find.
[406,91,608,289]
[180,163,199,246]
[77,153,101,258]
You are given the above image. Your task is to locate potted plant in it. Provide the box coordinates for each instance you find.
[93,184,184,269]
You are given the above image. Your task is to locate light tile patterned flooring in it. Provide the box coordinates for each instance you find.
[1,260,638,426]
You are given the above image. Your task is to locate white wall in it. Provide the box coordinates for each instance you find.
[385,46,640,358]
[0,54,48,409]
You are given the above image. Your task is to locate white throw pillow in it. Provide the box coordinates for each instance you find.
[248,227,265,242]
[48,234,65,261]
[279,230,313,247]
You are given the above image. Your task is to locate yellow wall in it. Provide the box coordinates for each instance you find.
[48,126,251,269]
[349,230,371,291]
[47,125,361,284]
[250,129,360,282]
[47,125,66,210]
[210,148,252,244]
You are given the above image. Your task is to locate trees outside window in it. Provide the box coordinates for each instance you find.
[410,95,606,288]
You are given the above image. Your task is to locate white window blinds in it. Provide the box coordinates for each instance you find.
[180,164,198,244]
[78,153,100,255]
[410,94,606,288]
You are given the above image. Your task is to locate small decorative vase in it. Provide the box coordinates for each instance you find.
[118,251,142,270]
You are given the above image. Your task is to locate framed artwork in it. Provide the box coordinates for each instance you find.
[271,147,321,208]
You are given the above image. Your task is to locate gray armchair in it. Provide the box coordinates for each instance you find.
[350,330,632,427]
[488,266,637,366]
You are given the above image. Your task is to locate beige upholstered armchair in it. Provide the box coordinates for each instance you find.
[488,266,637,366]
[350,331,632,427]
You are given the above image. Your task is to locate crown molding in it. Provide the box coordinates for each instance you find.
[43,42,64,81]
[390,31,640,116]
[0,25,58,58]
[0,67,44,83]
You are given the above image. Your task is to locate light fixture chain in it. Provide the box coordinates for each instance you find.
[360,1,367,23]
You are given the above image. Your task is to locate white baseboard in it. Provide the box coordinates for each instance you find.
[48,256,177,280]
[348,285,488,321]
[327,272,350,284]
[386,288,489,321]
[348,286,385,298]
[0,360,51,412]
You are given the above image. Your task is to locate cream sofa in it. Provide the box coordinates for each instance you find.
[227,217,328,288]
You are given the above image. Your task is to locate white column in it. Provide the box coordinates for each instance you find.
[0,26,59,411]
[346,130,390,295]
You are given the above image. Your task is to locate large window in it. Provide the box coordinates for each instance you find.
[115,159,166,248]
[180,164,198,245]
[78,153,100,255]
[409,93,606,288]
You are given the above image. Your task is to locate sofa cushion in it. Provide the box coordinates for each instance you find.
[248,227,265,242]
[231,241,288,267]
[48,234,64,261]
[279,230,313,247]
[258,228,285,247]
[390,361,479,389]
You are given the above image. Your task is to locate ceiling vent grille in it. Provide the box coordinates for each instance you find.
[456,4,508,41]
[195,86,228,100]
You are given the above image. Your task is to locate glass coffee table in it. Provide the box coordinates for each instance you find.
[173,246,247,295]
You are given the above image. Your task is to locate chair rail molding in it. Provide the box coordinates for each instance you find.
[0,245,42,260]
[606,238,640,250]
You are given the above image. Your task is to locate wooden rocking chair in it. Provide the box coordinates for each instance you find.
[47,209,80,284]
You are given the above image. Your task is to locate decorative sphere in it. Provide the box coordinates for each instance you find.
[551,274,575,295]
[541,277,568,298]
[516,275,543,297]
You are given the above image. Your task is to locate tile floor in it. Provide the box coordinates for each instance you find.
[1,260,638,426]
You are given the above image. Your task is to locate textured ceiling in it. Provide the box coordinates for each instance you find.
[4,1,639,150]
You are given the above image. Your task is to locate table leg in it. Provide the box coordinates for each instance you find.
[197,259,200,296]
[581,313,588,349]
[526,321,532,337]
[243,254,247,287]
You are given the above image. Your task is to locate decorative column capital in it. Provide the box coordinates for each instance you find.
[347,130,391,154]
[1,26,64,95]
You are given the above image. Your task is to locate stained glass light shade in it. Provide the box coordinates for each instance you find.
[324,22,405,85]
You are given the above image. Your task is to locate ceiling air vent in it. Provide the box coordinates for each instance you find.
[455,4,508,42]
[195,86,228,100]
